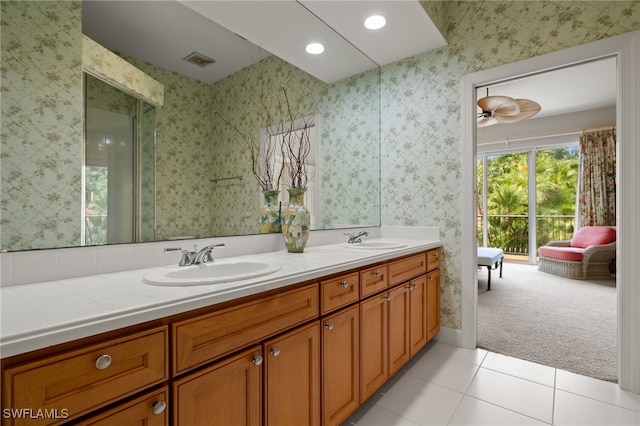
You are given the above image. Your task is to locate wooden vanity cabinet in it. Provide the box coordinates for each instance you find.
[321,304,360,426]
[1,326,168,426]
[172,283,318,375]
[427,269,441,341]
[1,247,441,426]
[264,321,320,426]
[74,387,169,426]
[359,291,389,402]
[172,346,262,426]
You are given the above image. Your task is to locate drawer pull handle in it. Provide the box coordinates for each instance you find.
[374,270,381,277]
[340,280,349,288]
[252,355,264,366]
[325,322,334,331]
[95,354,112,370]
[270,347,281,357]
[152,400,167,415]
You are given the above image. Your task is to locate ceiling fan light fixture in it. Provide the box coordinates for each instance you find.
[477,95,541,127]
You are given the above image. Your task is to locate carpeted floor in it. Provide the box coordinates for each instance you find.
[477,261,617,382]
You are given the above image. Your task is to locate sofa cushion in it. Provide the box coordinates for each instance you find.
[538,246,584,261]
[570,226,616,248]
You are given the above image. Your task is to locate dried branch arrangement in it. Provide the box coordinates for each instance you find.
[215,84,315,191]
[215,79,286,192]
[280,87,315,190]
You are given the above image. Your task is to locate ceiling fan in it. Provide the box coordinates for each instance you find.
[477,89,541,127]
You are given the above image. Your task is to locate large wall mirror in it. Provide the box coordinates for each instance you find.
[0,0,381,252]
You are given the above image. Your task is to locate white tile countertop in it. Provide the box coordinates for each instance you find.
[0,238,441,358]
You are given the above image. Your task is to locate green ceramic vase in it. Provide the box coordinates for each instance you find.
[259,190,281,233]
[281,188,310,253]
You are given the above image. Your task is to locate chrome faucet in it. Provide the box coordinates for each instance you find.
[344,231,369,244]
[164,243,226,266]
[193,243,225,264]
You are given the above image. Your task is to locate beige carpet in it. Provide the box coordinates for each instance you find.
[477,261,617,382]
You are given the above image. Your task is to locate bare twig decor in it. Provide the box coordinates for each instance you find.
[215,78,286,192]
[280,87,315,190]
[216,85,315,192]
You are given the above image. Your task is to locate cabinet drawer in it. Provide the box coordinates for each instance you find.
[388,254,427,286]
[360,265,388,298]
[321,272,359,314]
[74,387,168,426]
[173,284,319,375]
[2,326,168,426]
[427,248,441,272]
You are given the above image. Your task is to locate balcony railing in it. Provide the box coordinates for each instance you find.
[477,214,575,255]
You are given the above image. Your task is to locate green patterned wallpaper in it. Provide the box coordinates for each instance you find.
[381,0,640,329]
[1,0,83,250]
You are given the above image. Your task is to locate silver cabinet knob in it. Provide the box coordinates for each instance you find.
[325,322,334,331]
[270,347,281,357]
[95,354,112,370]
[374,270,381,277]
[340,280,349,288]
[152,400,166,415]
[252,355,264,366]
[384,293,391,302]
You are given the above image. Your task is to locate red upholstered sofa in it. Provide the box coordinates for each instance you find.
[538,226,616,279]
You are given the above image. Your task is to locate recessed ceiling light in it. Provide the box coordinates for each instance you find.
[305,42,325,55]
[364,15,386,30]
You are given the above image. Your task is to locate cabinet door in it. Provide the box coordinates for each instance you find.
[75,387,168,426]
[264,322,320,426]
[322,305,360,426]
[409,275,428,357]
[172,346,262,426]
[388,284,411,376]
[359,293,388,402]
[427,270,441,341]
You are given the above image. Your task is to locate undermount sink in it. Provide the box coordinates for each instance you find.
[342,240,407,250]
[143,259,281,286]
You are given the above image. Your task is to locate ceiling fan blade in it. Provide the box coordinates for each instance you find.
[477,116,499,127]
[515,98,541,117]
[477,96,519,116]
[496,99,542,123]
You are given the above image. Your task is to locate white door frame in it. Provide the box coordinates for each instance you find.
[461,31,640,393]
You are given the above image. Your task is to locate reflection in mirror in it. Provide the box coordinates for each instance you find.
[0,0,380,252]
[84,73,156,245]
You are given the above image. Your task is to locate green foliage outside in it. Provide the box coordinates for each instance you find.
[478,148,579,254]
[85,166,108,245]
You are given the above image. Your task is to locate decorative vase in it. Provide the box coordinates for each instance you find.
[259,190,281,233]
[281,188,310,253]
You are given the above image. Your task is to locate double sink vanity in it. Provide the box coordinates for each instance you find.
[1,237,442,425]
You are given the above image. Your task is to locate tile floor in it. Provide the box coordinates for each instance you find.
[344,342,640,426]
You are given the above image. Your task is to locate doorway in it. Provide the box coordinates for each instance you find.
[460,31,640,393]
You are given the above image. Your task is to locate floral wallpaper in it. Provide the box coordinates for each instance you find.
[209,55,380,236]
[1,0,639,330]
[0,0,83,250]
[383,0,640,329]
[82,35,164,107]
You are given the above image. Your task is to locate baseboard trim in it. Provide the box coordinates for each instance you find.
[433,326,465,348]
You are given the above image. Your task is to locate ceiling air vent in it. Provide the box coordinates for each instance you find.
[183,52,216,67]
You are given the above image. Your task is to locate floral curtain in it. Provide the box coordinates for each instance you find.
[578,127,616,227]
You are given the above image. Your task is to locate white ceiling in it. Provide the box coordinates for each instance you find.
[477,57,617,120]
[83,0,446,84]
[82,1,616,120]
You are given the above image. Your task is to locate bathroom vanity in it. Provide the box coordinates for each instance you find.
[1,241,441,425]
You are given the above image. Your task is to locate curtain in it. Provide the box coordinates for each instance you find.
[578,126,616,227]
